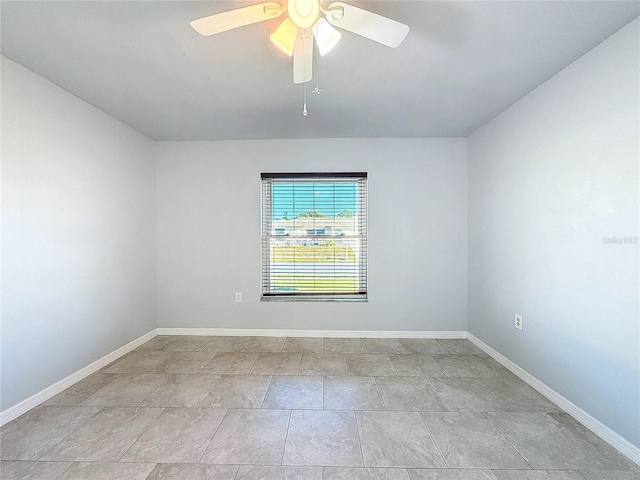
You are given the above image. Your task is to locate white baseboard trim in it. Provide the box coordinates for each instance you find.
[156,328,467,339]
[0,329,158,427]
[467,333,640,466]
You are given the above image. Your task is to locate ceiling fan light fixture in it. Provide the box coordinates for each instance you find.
[288,0,320,28]
[312,17,341,56]
[270,17,299,56]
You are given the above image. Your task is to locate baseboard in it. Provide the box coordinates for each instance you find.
[156,328,467,339]
[467,333,640,466]
[0,329,158,426]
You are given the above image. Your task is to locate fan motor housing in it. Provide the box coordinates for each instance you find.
[288,0,320,28]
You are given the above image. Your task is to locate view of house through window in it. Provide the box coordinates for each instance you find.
[261,173,367,300]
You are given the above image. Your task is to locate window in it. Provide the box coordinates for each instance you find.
[261,173,367,301]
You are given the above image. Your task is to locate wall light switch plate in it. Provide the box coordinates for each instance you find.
[515,314,523,330]
[235,292,242,303]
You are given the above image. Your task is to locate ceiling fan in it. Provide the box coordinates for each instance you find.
[190,0,410,85]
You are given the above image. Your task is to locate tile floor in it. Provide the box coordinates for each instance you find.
[1,336,638,479]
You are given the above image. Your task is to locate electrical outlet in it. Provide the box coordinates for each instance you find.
[515,314,523,330]
[235,292,242,303]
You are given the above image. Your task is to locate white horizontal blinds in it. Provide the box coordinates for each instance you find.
[261,173,367,300]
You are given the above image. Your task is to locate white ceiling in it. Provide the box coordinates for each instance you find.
[2,1,639,141]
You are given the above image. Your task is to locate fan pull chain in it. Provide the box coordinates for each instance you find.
[302,82,308,116]
[312,44,323,95]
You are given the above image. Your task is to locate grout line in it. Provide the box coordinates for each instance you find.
[197,407,229,463]
[135,375,171,406]
[482,411,534,470]
[31,406,104,462]
[417,410,448,468]
[116,406,167,462]
[247,352,261,375]
[239,337,251,351]
[231,464,241,480]
[373,377,388,411]
[342,353,348,377]
[280,410,293,466]
[259,376,274,409]
[51,462,74,480]
[426,377,452,412]
[386,354,401,377]
[296,352,303,376]
[353,409,367,467]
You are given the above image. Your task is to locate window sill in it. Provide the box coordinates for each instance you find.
[261,295,368,302]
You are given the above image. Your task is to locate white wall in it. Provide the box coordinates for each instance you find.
[1,57,157,411]
[156,138,468,332]
[468,18,639,448]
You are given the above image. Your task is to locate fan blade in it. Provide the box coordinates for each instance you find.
[190,2,285,36]
[293,31,313,84]
[324,1,409,48]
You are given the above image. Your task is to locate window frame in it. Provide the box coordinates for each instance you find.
[260,172,368,302]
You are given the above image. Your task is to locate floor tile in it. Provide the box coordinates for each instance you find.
[433,355,509,377]
[579,472,640,480]
[429,377,500,411]
[324,377,386,410]
[262,376,323,409]
[486,412,635,470]
[324,338,366,353]
[201,336,250,352]
[376,377,447,411]
[436,339,486,355]
[363,339,407,354]
[102,351,173,374]
[299,353,348,375]
[482,377,558,412]
[201,409,290,464]
[39,407,163,462]
[134,335,175,351]
[120,408,226,463]
[492,472,585,480]
[236,465,323,479]
[0,460,72,480]
[56,461,156,479]
[153,351,216,374]
[283,410,363,466]
[346,354,397,377]
[388,355,447,377]
[81,374,169,406]
[283,337,324,353]
[202,375,271,408]
[430,377,557,412]
[356,411,445,468]
[398,339,449,355]
[146,463,239,479]
[140,374,221,407]
[250,353,302,375]
[201,353,258,374]
[408,469,499,479]
[161,336,212,352]
[242,337,286,352]
[324,467,411,479]
[43,373,118,406]
[0,406,100,460]
[420,412,529,468]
